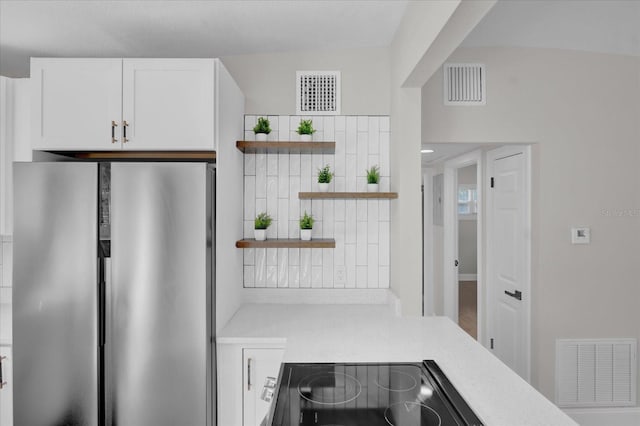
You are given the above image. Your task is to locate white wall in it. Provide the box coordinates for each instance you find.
[422,47,640,402]
[221,47,390,116]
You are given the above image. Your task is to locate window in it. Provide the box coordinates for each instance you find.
[458,184,477,218]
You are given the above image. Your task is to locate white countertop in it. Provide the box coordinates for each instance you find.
[218,303,577,426]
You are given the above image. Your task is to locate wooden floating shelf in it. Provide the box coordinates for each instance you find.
[49,150,217,162]
[235,238,336,248]
[236,141,335,154]
[299,192,398,199]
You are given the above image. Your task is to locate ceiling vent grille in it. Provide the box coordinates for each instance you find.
[443,63,486,106]
[296,71,341,115]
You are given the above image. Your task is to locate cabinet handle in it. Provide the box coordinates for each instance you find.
[111,121,119,144]
[122,120,129,143]
[0,355,7,389]
[247,358,252,391]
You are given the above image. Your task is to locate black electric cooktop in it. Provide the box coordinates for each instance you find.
[266,360,484,426]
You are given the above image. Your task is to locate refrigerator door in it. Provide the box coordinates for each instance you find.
[108,163,211,426]
[13,162,98,426]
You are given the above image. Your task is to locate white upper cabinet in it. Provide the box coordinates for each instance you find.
[31,58,217,151]
[31,58,122,151]
[122,59,214,150]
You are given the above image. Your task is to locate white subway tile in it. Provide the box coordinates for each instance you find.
[314,131,325,142]
[323,116,335,140]
[300,154,312,191]
[312,248,323,266]
[266,248,278,266]
[289,176,300,217]
[266,265,278,288]
[244,220,253,239]
[300,249,312,287]
[334,222,345,266]
[266,218,277,240]
[380,177,390,192]
[345,154,357,191]
[346,117,357,154]
[268,115,279,131]
[244,153,256,176]
[244,248,255,266]
[323,200,334,225]
[244,176,255,220]
[380,131,390,176]
[334,176,346,192]
[323,218,334,239]
[289,220,300,239]
[278,173,289,200]
[367,245,379,288]
[279,116,290,136]
[345,200,357,244]
[357,132,369,176]
[256,198,267,217]
[345,244,356,289]
[278,199,289,238]
[379,200,390,221]
[245,115,256,131]
[334,131,346,177]
[323,249,334,288]
[244,266,255,287]
[368,201,379,244]
[244,130,254,141]
[356,265,368,288]
[313,222,323,239]
[268,130,278,141]
[335,115,346,131]
[289,266,300,288]
[267,153,278,176]
[290,153,301,176]
[357,116,369,131]
[279,152,289,177]
[368,155,380,174]
[379,221,390,266]
[300,200,312,218]
[266,176,278,200]
[356,199,367,222]
[312,116,324,131]
[255,249,266,287]
[290,116,301,134]
[368,117,380,154]
[357,177,367,192]
[278,248,288,287]
[289,248,300,265]
[379,266,390,288]
[334,200,345,222]
[380,116,390,132]
[311,266,323,288]
[356,221,368,265]
[255,154,267,197]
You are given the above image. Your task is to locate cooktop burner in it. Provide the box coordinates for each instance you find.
[266,361,484,426]
[298,371,362,405]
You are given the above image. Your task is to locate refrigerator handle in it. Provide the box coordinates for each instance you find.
[0,355,7,389]
[99,257,106,347]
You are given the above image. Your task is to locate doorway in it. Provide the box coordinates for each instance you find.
[457,164,478,339]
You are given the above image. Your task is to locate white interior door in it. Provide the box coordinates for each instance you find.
[122,59,215,150]
[486,146,531,381]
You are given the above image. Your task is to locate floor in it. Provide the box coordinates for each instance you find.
[458,280,477,340]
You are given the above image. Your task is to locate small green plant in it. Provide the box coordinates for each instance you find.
[299,211,314,229]
[317,165,333,183]
[254,212,272,229]
[253,117,271,134]
[366,165,380,184]
[297,119,315,135]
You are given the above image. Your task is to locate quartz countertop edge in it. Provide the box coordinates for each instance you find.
[217,303,577,426]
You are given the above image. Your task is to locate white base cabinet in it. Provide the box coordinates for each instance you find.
[0,346,12,426]
[31,58,221,151]
[217,343,284,426]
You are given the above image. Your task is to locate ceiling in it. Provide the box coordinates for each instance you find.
[0,0,408,77]
[461,0,640,57]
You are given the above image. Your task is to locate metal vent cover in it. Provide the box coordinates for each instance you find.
[296,71,341,115]
[556,338,637,408]
[443,63,486,105]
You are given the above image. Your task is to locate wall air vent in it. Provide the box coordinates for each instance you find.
[556,338,637,408]
[443,63,486,106]
[296,71,341,115]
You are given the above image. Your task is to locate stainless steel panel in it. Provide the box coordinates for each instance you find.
[109,163,211,426]
[13,162,98,426]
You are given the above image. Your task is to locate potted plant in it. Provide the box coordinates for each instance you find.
[366,165,380,192]
[253,117,271,142]
[297,119,315,142]
[317,164,333,192]
[299,211,314,241]
[254,212,272,241]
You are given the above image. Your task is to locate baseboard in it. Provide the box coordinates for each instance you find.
[459,274,477,281]
[563,407,640,426]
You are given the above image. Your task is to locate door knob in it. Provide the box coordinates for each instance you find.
[454,259,459,267]
[504,289,522,300]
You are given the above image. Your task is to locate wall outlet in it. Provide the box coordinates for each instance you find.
[571,227,591,244]
[335,266,346,285]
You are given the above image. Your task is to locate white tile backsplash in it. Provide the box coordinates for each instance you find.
[243,115,391,289]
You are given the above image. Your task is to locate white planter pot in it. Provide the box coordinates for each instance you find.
[367,183,379,192]
[318,182,329,192]
[255,133,268,142]
[254,229,266,241]
[299,134,312,142]
[300,229,312,241]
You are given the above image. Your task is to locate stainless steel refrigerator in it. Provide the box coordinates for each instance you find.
[13,162,215,426]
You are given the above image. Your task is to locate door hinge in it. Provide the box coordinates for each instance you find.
[490,177,494,188]
[490,338,494,349]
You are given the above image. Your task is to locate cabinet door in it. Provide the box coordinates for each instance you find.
[0,346,13,426]
[242,348,284,426]
[31,58,122,150]
[122,59,215,151]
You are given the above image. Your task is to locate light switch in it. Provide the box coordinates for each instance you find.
[571,227,590,244]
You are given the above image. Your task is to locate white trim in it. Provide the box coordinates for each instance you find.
[485,145,532,382]
[458,274,477,281]
[443,149,483,345]
[423,169,435,316]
